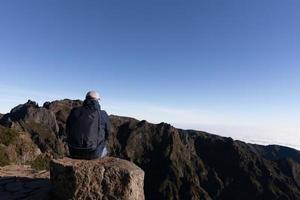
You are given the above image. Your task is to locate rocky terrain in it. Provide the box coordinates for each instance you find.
[1,99,300,199]
[0,165,50,200]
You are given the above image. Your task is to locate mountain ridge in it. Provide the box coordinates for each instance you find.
[1,99,300,199]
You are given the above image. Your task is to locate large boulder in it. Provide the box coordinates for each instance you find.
[50,157,145,200]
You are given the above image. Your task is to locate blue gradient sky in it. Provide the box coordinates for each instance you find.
[0,0,300,148]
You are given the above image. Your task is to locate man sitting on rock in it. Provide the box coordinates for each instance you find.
[66,91,110,159]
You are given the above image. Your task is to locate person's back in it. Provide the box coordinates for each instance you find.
[66,91,110,159]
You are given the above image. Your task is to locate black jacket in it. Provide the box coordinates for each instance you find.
[100,110,110,141]
[66,99,110,159]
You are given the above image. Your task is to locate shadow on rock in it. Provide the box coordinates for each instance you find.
[0,176,52,200]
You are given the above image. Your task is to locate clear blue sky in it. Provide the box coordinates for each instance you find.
[0,0,300,148]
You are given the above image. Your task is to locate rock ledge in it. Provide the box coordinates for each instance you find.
[50,157,145,200]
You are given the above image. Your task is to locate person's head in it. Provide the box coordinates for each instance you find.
[85,91,101,101]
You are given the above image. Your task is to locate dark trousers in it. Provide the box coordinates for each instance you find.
[69,143,107,160]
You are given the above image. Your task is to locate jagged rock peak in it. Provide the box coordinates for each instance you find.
[43,99,82,111]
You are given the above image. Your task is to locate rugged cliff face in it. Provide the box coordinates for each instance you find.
[108,116,300,200]
[1,99,300,200]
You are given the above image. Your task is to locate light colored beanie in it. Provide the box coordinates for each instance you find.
[86,91,101,100]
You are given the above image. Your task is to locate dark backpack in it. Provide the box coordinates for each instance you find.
[67,106,102,151]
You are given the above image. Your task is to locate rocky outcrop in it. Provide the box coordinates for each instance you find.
[0,100,65,156]
[2,99,300,199]
[50,157,145,200]
[1,100,58,133]
[107,116,300,199]
[0,125,41,166]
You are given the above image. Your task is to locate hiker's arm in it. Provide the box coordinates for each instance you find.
[65,110,73,143]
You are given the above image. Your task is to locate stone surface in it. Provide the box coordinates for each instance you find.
[50,157,145,200]
[0,165,51,200]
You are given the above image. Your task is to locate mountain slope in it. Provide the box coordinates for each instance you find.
[1,99,300,200]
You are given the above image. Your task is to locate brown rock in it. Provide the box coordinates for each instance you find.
[0,165,50,179]
[50,157,145,200]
